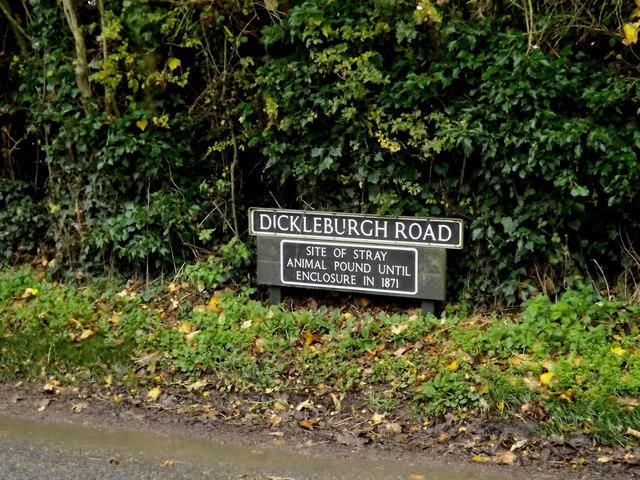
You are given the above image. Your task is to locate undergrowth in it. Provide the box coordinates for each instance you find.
[1,265,640,446]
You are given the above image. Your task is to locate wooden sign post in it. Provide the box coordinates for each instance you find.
[249,208,463,315]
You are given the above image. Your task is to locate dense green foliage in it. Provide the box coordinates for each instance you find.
[1,0,640,301]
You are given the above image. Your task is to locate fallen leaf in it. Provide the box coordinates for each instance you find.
[269,414,282,427]
[390,323,408,335]
[298,419,317,430]
[148,386,162,401]
[626,427,640,439]
[539,372,558,386]
[296,399,313,410]
[185,330,200,341]
[393,346,408,356]
[335,432,367,447]
[359,297,371,307]
[540,359,554,371]
[178,322,193,334]
[329,392,342,411]
[186,379,207,392]
[38,399,51,411]
[80,328,95,340]
[371,412,386,425]
[136,119,148,131]
[385,422,402,435]
[611,346,627,357]
[408,475,425,480]
[448,360,459,372]
[497,450,517,465]
[618,396,640,407]
[241,319,252,329]
[510,439,528,451]
[71,401,89,412]
[161,460,174,467]
[597,456,613,463]
[255,337,267,352]
[43,379,60,393]
[273,400,289,411]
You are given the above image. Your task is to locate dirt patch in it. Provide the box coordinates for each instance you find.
[1,380,638,479]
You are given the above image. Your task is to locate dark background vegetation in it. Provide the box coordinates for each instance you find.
[2,0,640,304]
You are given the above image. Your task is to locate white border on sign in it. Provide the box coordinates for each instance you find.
[249,208,463,249]
[280,240,419,295]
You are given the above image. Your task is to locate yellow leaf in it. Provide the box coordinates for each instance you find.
[185,330,200,341]
[80,329,95,340]
[539,372,558,386]
[372,412,386,424]
[43,379,60,392]
[167,282,179,293]
[342,312,352,320]
[626,427,640,439]
[611,346,626,356]
[136,119,148,131]
[21,287,38,299]
[623,23,639,46]
[71,401,89,412]
[178,322,193,334]
[186,379,207,392]
[148,386,162,401]
[298,419,316,430]
[167,57,181,71]
[274,400,288,411]
[448,360,459,372]
[303,331,314,345]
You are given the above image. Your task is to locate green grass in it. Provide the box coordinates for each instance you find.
[2,265,640,446]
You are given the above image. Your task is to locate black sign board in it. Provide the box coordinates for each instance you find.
[251,207,463,313]
[250,208,463,249]
[281,241,418,295]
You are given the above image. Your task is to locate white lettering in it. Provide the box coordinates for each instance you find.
[422,224,436,241]
[277,215,289,231]
[361,219,373,237]
[259,214,272,231]
[438,224,452,242]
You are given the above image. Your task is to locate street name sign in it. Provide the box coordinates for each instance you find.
[249,208,463,313]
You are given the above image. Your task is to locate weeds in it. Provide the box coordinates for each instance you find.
[1,265,640,446]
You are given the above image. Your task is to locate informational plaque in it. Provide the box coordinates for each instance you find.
[250,208,463,312]
[280,241,418,295]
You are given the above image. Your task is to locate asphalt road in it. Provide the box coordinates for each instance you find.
[0,414,505,480]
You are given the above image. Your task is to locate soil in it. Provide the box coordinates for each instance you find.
[1,380,639,480]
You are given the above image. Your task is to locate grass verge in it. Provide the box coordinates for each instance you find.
[2,265,640,447]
